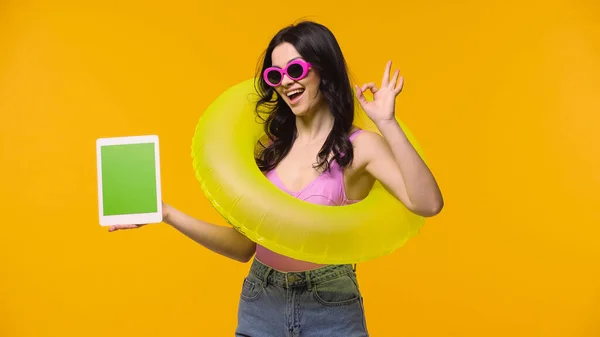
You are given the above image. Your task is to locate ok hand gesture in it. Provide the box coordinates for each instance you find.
[355,60,404,125]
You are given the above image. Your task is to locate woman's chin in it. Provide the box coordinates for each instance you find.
[291,108,308,117]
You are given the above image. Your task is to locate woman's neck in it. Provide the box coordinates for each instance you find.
[294,105,333,145]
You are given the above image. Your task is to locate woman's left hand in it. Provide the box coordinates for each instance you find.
[355,60,404,125]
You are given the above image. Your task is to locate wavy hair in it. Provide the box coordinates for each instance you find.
[254,21,355,173]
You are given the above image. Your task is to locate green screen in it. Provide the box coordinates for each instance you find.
[100,142,158,215]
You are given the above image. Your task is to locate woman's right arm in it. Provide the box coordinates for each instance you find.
[163,204,256,263]
[108,203,256,263]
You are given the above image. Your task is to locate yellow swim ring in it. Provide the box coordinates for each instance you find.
[191,78,426,264]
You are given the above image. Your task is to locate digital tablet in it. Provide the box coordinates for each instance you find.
[96,135,162,226]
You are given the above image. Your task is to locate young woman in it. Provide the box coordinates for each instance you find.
[109,21,443,337]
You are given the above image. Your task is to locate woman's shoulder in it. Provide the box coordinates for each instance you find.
[348,126,382,143]
[344,126,387,172]
[348,126,389,162]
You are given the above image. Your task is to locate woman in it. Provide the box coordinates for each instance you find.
[109,21,443,336]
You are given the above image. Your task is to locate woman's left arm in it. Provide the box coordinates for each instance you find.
[356,121,444,217]
[355,60,444,217]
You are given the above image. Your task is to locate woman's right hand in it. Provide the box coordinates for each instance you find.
[107,201,171,232]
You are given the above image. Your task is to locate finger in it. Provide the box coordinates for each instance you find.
[390,69,400,88]
[395,75,404,94]
[354,85,368,105]
[381,60,392,88]
[108,224,138,231]
[361,82,379,94]
[354,84,364,99]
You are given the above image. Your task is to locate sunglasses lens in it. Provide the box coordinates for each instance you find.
[266,70,282,85]
[287,63,304,79]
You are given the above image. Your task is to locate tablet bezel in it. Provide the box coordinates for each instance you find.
[96,135,163,226]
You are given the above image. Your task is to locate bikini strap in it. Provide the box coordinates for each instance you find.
[349,129,364,142]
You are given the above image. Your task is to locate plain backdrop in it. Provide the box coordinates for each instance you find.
[1,0,599,336]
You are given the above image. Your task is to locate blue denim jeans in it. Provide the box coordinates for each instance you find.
[235,258,369,337]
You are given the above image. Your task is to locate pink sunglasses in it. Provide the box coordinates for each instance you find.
[263,59,312,87]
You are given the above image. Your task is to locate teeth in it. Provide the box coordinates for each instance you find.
[286,89,304,97]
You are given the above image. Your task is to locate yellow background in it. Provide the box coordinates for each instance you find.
[1,0,599,336]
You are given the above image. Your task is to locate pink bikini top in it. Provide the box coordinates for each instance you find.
[256,129,364,269]
[263,129,364,206]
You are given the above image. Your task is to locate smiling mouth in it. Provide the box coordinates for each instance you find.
[286,89,305,103]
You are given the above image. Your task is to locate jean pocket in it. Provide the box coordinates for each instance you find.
[312,274,362,307]
[240,275,263,302]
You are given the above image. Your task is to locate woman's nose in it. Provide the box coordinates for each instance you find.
[281,74,294,86]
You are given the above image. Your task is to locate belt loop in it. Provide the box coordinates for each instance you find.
[262,266,272,287]
[305,270,312,290]
[352,263,357,273]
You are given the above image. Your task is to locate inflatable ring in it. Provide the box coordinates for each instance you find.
[191,78,427,264]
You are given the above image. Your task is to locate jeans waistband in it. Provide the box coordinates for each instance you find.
[249,258,356,289]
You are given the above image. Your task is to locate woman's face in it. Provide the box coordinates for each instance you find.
[269,42,323,117]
